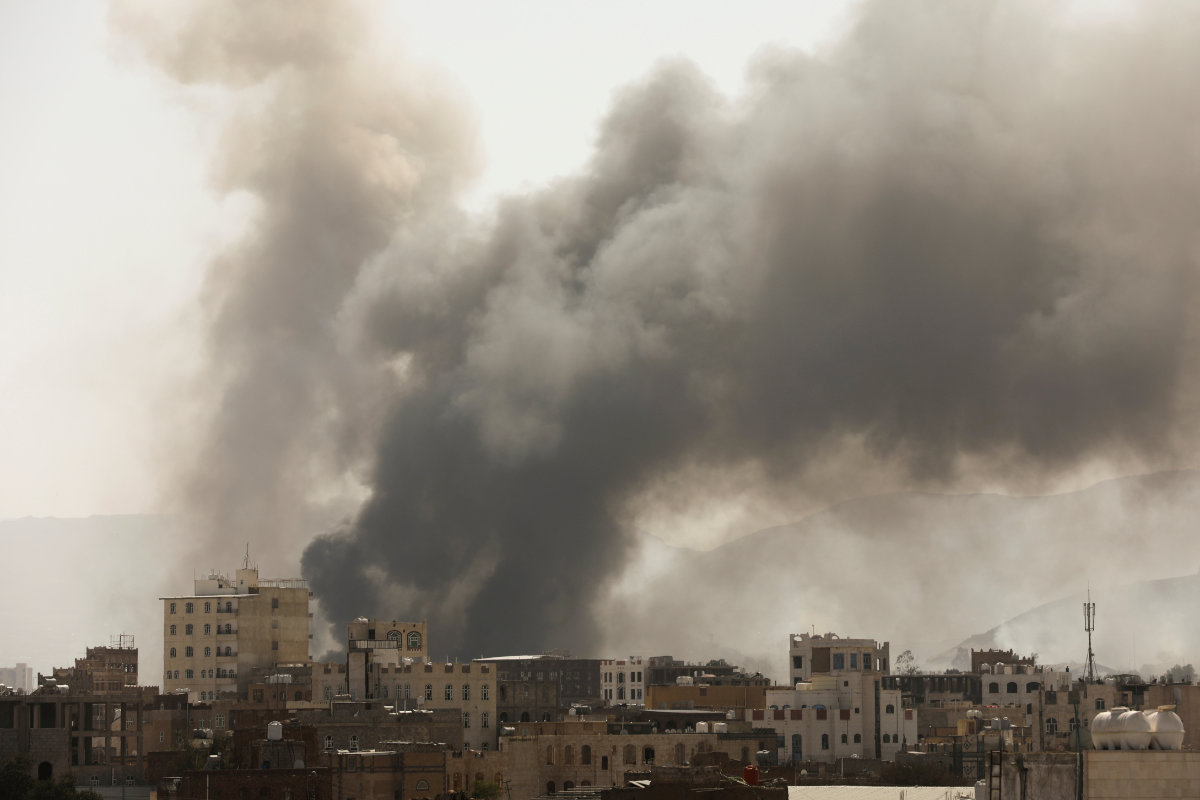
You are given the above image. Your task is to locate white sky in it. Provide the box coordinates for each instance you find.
[0,0,861,520]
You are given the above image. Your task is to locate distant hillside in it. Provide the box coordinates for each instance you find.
[603,470,1200,681]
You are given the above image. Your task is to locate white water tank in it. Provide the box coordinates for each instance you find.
[1150,708,1185,750]
[267,721,283,741]
[1091,710,1115,750]
[677,676,694,686]
[713,722,729,733]
[1118,709,1152,750]
[695,722,710,733]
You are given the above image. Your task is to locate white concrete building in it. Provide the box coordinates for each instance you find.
[161,566,311,703]
[600,656,644,706]
[755,631,916,764]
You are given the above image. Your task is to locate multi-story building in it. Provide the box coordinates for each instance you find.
[161,566,311,703]
[345,618,427,700]
[0,663,33,693]
[478,654,603,721]
[600,657,644,706]
[50,636,138,695]
[755,631,914,764]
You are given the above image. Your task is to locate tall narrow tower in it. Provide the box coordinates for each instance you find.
[1083,587,1097,683]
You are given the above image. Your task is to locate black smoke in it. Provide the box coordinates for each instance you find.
[120,0,1200,657]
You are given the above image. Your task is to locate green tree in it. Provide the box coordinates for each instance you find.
[470,780,502,800]
[0,758,34,800]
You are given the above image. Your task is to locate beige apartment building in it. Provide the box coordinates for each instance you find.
[161,566,311,702]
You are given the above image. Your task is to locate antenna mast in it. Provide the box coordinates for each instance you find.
[1083,586,1097,683]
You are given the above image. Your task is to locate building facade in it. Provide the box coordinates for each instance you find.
[346,618,427,700]
[162,566,311,702]
[601,657,645,706]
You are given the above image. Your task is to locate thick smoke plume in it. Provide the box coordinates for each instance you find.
[123,0,1200,657]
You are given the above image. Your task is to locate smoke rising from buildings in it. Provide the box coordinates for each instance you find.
[120,0,1200,657]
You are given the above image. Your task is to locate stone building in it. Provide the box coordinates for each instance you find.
[346,618,428,700]
[478,654,603,717]
[370,661,497,751]
[645,683,768,713]
[161,565,312,702]
[49,637,139,696]
[601,656,645,706]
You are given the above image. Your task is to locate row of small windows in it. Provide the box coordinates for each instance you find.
[383,630,425,650]
[462,712,490,728]
[602,671,644,683]
[169,646,234,658]
[169,601,237,614]
[604,687,644,701]
[168,623,234,636]
[987,681,1043,694]
[387,683,492,702]
[166,668,236,679]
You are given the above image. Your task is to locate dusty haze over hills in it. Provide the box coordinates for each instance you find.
[101,0,1200,659]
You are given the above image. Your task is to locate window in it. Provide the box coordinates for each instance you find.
[885,704,895,714]
[425,684,433,700]
[564,745,574,765]
[445,684,453,700]
[215,714,225,729]
[223,646,231,656]
[169,624,176,636]
[1046,718,1058,734]
[387,630,401,641]
[159,731,165,743]
[225,601,232,612]
[623,744,636,764]
[271,597,279,610]
[850,653,858,669]
[324,735,333,751]
[791,734,802,757]
[582,745,592,765]
[481,684,489,700]
[204,602,211,613]
[854,733,861,743]
[170,647,177,658]
[793,655,803,669]
[1096,699,1106,710]
[272,641,278,651]
[883,734,891,743]
[224,623,232,633]
[481,712,489,729]
[1007,682,1018,694]
[864,653,872,670]
[463,684,470,701]
[185,624,193,635]
[547,745,555,765]
[841,734,848,744]
[1026,682,1040,693]
[185,669,194,679]
[349,735,359,751]
[407,631,423,650]
[988,682,1000,693]
[463,713,470,728]
[204,647,211,657]
[618,672,625,683]
[821,734,829,750]
[204,624,211,635]
[185,602,193,614]
[185,646,194,657]
[833,653,845,670]
[415,781,429,793]
[170,602,176,614]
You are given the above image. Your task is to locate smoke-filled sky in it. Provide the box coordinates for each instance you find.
[5,0,1200,667]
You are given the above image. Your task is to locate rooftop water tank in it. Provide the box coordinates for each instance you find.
[1091,710,1115,750]
[713,722,729,734]
[1150,708,1185,750]
[695,722,710,733]
[1118,709,1152,750]
[267,721,283,741]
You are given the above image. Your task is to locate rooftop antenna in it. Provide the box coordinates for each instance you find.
[1083,585,1097,683]
[243,543,251,570]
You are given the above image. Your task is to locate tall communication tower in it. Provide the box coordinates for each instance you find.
[1083,587,1097,683]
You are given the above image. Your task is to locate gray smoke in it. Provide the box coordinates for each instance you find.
[122,0,1200,657]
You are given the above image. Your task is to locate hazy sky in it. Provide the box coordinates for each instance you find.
[0,0,859,521]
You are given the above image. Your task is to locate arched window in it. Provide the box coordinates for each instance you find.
[546,782,555,795]
[425,685,433,701]
[854,733,862,743]
[520,712,530,722]
[185,646,194,657]
[185,624,193,635]
[445,684,453,700]
[481,712,489,728]
[170,625,176,636]
[1007,682,1018,694]
[623,744,636,764]
[840,734,848,744]
[883,734,891,743]
[204,624,211,635]
[204,601,210,613]
[225,602,232,612]
[481,684,490,700]
[387,630,402,642]
[414,780,430,793]
[407,631,423,651]
[224,646,231,656]
[885,704,895,714]
[564,745,574,765]
[821,734,829,750]
[170,648,177,658]
[499,712,509,723]
[989,682,1000,693]
[463,684,470,701]
[1026,682,1041,692]
[581,744,592,765]
[563,782,575,791]
[185,602,194,614]
[169,602,176,614]
[1046,718,1058,734]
